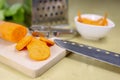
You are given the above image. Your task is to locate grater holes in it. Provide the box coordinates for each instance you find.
[42,7,45,10]
[60,11,63,15]
[37,8,40,11]
[39,0,42,3]
[52,6,55,9]
[32,0,68,25]
[39,0,47,3]
[47,6,50,10]
[45,14,48,17]
[55,12,58,16]
[58,5,60,9]
[50,13,53,16]
[44,0,47,3]
[39,15,43,18]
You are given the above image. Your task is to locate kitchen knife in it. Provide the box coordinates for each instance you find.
[54,39,120,67]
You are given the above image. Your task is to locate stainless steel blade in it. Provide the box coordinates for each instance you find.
[54,39,120,67]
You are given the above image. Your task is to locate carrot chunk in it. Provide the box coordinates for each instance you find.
[0,21,27,42]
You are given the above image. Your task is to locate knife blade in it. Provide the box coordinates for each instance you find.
[54,39,120,67]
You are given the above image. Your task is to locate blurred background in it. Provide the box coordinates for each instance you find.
[0,0,120,30]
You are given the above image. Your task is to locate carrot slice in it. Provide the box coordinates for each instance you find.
[39,37,55,47]
[0,21,27,42]
[32,31,45,37]
[16,36,33,51]
[27,38,50,61]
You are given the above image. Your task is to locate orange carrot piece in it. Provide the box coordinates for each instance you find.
[101,13,108,26]
[39,37,55,47]
[33,37,47,45]
[32,31,45,37]
[27,38,50,61]
[0,21,27,42]
[77,11,108,26]
[82,18,92,24]
[77,11,82,22]
[16,36,33,51]
[91,18,103,26]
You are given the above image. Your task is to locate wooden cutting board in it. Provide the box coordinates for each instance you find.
[0,38,66,78]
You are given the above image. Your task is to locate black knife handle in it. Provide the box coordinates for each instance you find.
[54,39,120,67]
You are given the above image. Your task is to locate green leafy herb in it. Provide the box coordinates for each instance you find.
[5,3,23,16]
[0,0,31,27]
[0,0,6,9]
[13,8,25,24]
[0,10,5,20]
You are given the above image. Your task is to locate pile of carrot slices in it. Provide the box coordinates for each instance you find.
[16,36,55,61]
[0,21,54,61]
[77,11,108,26]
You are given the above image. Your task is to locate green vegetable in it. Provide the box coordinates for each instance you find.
[4,3,25,24]
[24,0,31,14]
[0,0,31,27]
[12,8,25,24]
[5,3,23,16]
[0,10,5,20]
[0,0,5,9]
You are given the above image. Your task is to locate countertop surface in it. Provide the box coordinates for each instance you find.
[0,0,120,80]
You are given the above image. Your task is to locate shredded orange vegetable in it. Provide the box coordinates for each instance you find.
[77,11,108,26]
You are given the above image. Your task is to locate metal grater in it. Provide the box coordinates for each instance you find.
[32,0,68,26]
[30,0,76,38]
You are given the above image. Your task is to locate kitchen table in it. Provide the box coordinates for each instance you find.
[0,0,120,80]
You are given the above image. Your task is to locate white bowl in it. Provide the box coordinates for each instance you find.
[74,14,115,40]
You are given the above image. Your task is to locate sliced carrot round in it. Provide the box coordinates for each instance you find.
[39,37,55,47]
[16,36,33,51]
[27,38,50,61]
